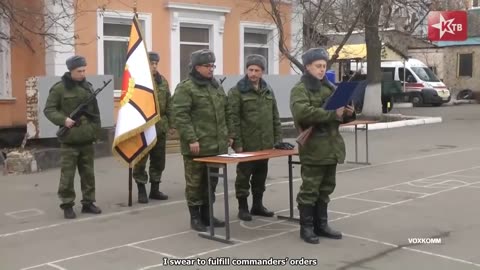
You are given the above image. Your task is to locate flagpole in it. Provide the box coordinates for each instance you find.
[133,0,138,17]
[125,0,136,209]
[128,165,133,207]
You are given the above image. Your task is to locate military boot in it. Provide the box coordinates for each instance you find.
[63,207,76,219]
[314,201,342,239]
[81,203,102,214]
[137,183,148,204]
[200,204,225,227]
[188,206,207,232]
[149,182,168,200]
[250,194,274,217]
[298,204,319,244]
[237,197,252,221]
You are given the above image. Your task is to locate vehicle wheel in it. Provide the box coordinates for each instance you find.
[456,89,473,100]
[410,93,423,106]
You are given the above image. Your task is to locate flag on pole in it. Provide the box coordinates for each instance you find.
[112,16,160,166]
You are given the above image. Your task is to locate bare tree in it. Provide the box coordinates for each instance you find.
[245,0,453,117]
[359,0,383,117]
[0,0,101,52]
[248,0,365,73]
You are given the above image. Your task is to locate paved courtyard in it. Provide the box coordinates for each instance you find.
[1,104,480,270]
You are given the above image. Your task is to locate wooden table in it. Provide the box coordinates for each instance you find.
[192,120,377,244]
[193,149,298,244]
[342,120,378,165]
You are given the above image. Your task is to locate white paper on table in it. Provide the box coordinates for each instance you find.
[217,153,256,158]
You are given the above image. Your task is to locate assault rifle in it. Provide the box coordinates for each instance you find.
[56,79,112,137]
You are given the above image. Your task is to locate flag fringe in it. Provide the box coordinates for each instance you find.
[111,113,160,148]
[112,136,158,167]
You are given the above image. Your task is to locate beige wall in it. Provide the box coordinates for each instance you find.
[409,48,446,80]
[443,46,480,92]
[1,0,293,127]
[75,0,173,81]
[0,0,46,128]
[75,0,292,77]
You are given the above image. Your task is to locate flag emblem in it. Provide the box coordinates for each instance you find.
[112,17,160,166]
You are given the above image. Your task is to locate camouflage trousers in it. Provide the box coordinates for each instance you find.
[296,164,337,206]
[59,143,96,209]
[183,156,219,206]
[235,159,269,199]
[133,133,166,184]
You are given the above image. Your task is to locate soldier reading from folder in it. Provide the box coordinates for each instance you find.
[289,47,355,244]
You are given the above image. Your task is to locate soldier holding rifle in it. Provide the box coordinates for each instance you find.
[44,55,103,219]
[289,48,355,244]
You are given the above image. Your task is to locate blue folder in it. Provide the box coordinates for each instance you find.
[323,80,367,110]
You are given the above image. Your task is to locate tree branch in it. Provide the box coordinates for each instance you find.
[328,5,365,68]
[265,0,305,71]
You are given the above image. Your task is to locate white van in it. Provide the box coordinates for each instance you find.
[351,58,451,106]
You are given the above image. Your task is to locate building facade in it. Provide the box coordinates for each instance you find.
[0,0,300,130]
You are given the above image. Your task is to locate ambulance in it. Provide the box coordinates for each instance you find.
[352,58,451,106]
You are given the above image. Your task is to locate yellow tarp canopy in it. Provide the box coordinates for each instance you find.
[327,44,404,61]
[328,44,367,60]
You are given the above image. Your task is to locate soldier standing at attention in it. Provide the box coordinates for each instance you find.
[133,51,173,204]
[44,55,102,219]
[289,48,355,244]
[173,49,234,232]
[228,54,282,221]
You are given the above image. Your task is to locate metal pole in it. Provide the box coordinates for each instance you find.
[355,124,358,163]
[366,124,369,164]
[288,155,294,219]
[223,164,230,241]
[128,166,132,207]
[207,166,214,237]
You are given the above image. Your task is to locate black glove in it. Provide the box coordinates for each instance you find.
[274,142,295,150]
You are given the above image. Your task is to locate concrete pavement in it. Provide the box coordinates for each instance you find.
[1,104,479,270]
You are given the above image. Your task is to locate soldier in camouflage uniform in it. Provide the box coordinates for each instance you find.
[173,49,234,232]
[228,54,282,221]
[133,52,174,204]
[289,48,355,244]
[43,55,102,219]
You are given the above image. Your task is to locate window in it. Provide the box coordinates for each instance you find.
[240,22,279,75]
[167,3,230,89]
[244,31,270,73]
[103,19,146,89]
[458,53,473,77]
[97,11,151,94]
[180,26,210,80]
[0,15,12,99]
[398,68,416,83]
[411,67,440,82]
[381,67,395,81]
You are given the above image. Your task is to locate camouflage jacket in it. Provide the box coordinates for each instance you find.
[290,73,355,165]
[153,72,173,134]
[172,72,232,156]
[43,72,101,145]
[228,76,282,151]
